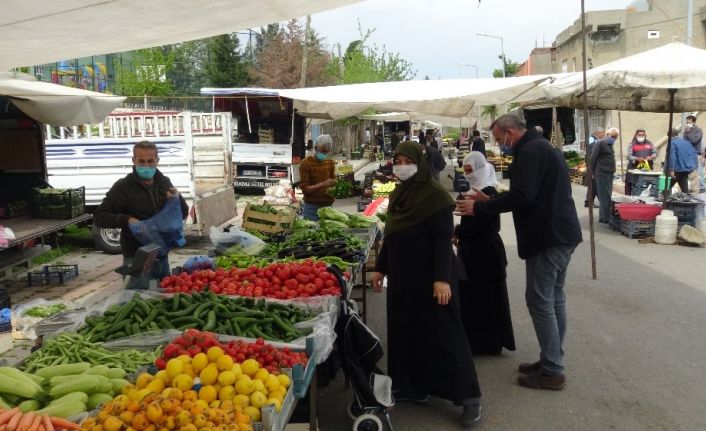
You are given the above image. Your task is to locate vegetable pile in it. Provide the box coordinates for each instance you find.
[24,304,67,319]
[79,293,315,343]
[327,179,352,198]
[0,407,83,431]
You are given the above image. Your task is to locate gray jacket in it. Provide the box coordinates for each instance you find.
[684,125,703,155]
[590,137,616,175]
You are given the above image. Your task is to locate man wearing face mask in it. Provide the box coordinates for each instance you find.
[683,115,705,192]
[298,134,336,221]
[454,114,582,391]
[94,141,189,284]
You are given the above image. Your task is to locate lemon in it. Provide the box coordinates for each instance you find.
[240,359,259,377]
[207,346,225,363]
[215,354,234,371]
[217,370,236,386]
[146,378,166,394]
[191,353,209,373]
[125,386,142,401]
[249,391,267,409]
[137,388,152,401]
[198,385,217,403]
[243,406,261,422]
[266,398,282,412]
[177,354,192,364]
[231,363,243,378]
[265,375,281,392]
[218,385,235,401]
[269,388,286,402]
[254,368,269,383]
[199,364,219,385]
[234,376,254,395]
[277,374,291,388]
[135,373,154,389]
[182,364,195,378]
[252,380,266,394]
[232,394,250,408]
[166,358,185,380]
[172,374,194,392]
[195,399,209,410]
[209,400,221,409]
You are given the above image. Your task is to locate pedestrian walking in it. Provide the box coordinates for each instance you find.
[584,127,605,207]
[668,128,698,193]
[590,128,618,224]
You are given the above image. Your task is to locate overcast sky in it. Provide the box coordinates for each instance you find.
[305,0,631,80]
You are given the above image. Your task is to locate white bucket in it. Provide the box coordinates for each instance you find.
[698,219,706,243]
[655,211,678,245]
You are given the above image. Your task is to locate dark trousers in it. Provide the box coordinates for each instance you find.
[595,172,614,223]
[671,171,691,193]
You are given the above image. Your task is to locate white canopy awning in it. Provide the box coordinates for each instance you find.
[0,72,126,126]
[0,0,363,71]
[544,42,706,112]
[203,75,551,120]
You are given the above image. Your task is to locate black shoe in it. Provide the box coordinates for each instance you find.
[462,404,482,427]
[584,201,589,207]
[518,361,541,374]
[393,390,429,404]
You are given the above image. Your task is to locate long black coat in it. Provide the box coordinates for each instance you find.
[456,186,515,355]
[376,205,481,403]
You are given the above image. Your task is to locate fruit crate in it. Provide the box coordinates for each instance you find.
[619,220,655,239]
[609,201,622,231]
[31,186,85,219]
[241,204,296,234]
[631,174,660,197]
[26,264,79,286]
[0,201,30,219]
[0,288,10,310]
[356,198,372,212]
[664,200,705,228]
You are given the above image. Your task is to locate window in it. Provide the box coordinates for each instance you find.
[647,30,660,39]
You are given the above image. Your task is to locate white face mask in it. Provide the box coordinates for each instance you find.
[636,137,645,143]
[687,123,694,128]
[393,164,418,181]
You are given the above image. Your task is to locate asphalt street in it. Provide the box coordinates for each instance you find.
[315,163,706,431]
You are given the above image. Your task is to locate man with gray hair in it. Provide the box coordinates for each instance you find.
[454,114,582,391]
[584,127,605,207]
[298,134,336,221]
[590,127,619,224]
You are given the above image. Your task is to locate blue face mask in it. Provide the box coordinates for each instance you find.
[315,152,328,161]
[135,166,157,180]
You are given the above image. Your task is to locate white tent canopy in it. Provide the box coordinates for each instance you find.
[0,0,363,71]
[544,42,706,112]
[0,72,126,126]
[203,75,551,120]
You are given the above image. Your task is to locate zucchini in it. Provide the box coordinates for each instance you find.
[87,393,113,410]
[18,399,41,412]
[36,401,87,419]
[47,392,89,407]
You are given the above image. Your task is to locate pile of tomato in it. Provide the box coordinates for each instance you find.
[159,259,343,299]
[156,329,308,373]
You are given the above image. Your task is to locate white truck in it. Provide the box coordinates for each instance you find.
[45,111,237,253]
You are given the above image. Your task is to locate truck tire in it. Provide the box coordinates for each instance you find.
[92,225,122,255]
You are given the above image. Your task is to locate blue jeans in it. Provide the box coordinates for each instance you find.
[525,244,577,375]
[123,254,170,290]
[302,202,323,221]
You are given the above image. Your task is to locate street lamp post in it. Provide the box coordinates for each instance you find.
[476,33,505,78]
[459,63,479,78]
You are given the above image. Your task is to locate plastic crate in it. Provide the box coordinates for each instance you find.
[0,201,30,219]
[664,200,705,228]
[631,174,659,197]
[620,220,655,239]
[356,198,372,212]
[31,187,85,219]
[0,288,10,310]
[0,321,11,334]
[27,264,79,286]
[609,201,622,231]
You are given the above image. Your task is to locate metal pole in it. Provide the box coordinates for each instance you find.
[580,0,597,280]
[663,89,678,205]
[500,37,506,78]
[299,15,311,88]
[618,111,625,177]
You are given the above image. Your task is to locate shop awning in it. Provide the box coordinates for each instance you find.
[0,72,126,126]
[0,0,363,71]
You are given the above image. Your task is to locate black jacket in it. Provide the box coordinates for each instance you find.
[474,130,582,259]
[590,137,616,175]
[94,168,189,257]
[471,137,486,156]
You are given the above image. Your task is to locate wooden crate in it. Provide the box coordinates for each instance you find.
[241,204,296,234]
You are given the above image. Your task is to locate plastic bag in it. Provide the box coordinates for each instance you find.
[182,256,214,274]
[129,195,186,257]
[0,226,15,248]
[210,226,266,255]
[11,298,70,340]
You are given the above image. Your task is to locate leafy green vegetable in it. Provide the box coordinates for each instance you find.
[25,303,67,318]
[347,214,378,228]
[317,207,349,223]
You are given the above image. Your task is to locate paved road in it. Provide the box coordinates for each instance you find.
[317,165,706,431]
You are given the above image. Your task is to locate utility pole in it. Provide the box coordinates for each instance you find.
[337,43,344,79]
[299,15,311,88]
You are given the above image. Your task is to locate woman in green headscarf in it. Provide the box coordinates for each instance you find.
[371,141,483,427]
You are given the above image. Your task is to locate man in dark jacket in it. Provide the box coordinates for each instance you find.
[455,114,582,391]
[683,115,704,192]
[590,127,618,224]
[470,130,486,156]
[423,141,446,181]
[668,128,698,193]
[94,141,189,286]
[584,127,604,207]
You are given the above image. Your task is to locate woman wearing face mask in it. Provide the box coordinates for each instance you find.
[371,141,483,427]
[298,134,336,221]
[625,129,657,195]
[455,152,515,356]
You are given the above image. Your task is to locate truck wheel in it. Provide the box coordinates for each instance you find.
[91,225,122,254]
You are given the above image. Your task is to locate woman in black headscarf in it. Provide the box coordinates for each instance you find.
[371,141,482,428]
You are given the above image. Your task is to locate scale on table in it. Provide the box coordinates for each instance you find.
[114,244,161,290]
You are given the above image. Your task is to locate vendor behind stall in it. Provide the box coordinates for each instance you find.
[299,134,336,221]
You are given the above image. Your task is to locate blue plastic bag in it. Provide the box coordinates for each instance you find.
[182,256,214,274]
[129,195,186,257]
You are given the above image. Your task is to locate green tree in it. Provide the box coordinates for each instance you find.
[492,57,521,78]
[114,48,175,96]
[167,39,209,95]
[205,34,249,87]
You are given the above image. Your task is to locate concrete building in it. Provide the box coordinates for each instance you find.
[516,47,555,76]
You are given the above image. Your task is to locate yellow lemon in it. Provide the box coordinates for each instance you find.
[218,385,235,401]
[254,369,269,383]
[209,400,222,409]
[234,377,254,395]
[243,406,261,422]
[240,359,259,377]
[172,374,194,392]
[198,385,217,403]
[249,391,267,409]
[155,370,170,384]
[136,373,154,389]
[269,388,286,402]
[199,364,219,386]
[126,387,142,402]
[191,353,209,373]
[277,374,291,388]
[146,378,166,394]
[166,358,185,380]
[251,380,266,394]
[177,354,192,364]
[137,388,152,401]
[217,370,236,386]
[216,354,234,372]
[206,346,225,363]
[265,375,281,392]
[195,399,209,410]
[266,398,282,412]
[231,363,243,378]
[232,394,250,408]
[182,364,195,378]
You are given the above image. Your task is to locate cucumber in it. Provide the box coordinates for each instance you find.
[87,393,113,410]
[36,362,91,379]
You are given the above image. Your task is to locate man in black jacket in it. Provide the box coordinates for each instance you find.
[590,127,618,224]
[470,130,486,156]
[94,141,189,286]
[455,114,582,390]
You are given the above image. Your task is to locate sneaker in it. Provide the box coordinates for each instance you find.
[517,371,565,390]
[461,404,482,427]
[393,390,429,404]
[517,361,541,374]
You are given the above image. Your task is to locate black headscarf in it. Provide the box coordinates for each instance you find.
[384,141,454,235]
